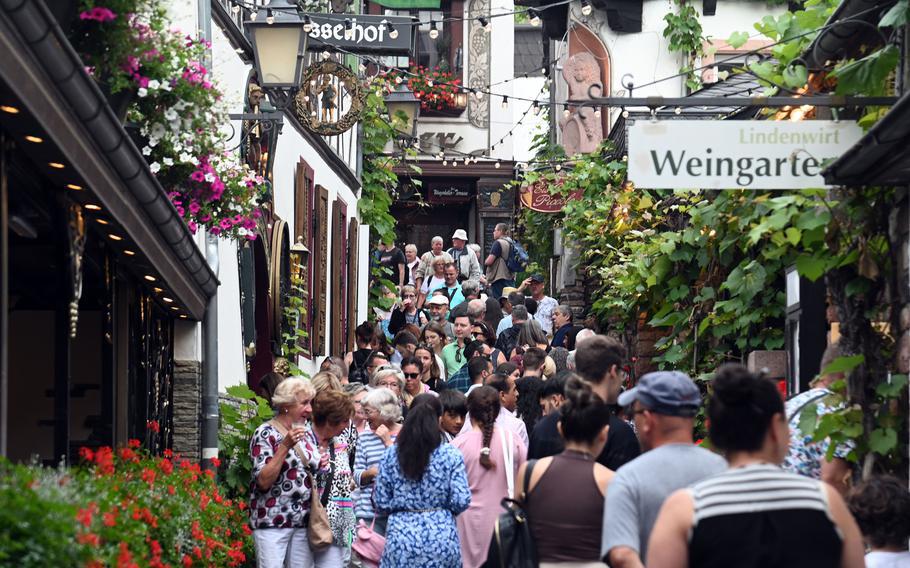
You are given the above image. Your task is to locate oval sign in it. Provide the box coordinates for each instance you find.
[519,179,582,213]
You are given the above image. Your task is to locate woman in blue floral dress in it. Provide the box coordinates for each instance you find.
[374,394,471,567]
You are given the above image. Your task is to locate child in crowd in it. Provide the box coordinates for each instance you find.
[438,389,467,442]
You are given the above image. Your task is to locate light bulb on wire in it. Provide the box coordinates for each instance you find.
[563,104,571,118]
[231,4,241,14]
[303,15,313,32]
[250,10,258,20]
[429,20,439,39]
[501,96,509,109]
[265,9,274,24]
[478,16,491,32]
[528,8,541,26]
[580,0,592,16]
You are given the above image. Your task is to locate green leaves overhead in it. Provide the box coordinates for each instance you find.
[831,45,900,96]
[879,0,910,28]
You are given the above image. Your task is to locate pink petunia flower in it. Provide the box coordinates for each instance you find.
[79,7,117,22]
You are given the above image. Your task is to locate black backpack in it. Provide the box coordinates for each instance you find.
[483,459,539,568]
[348,350,375,384]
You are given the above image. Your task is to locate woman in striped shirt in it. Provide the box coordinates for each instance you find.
[353,388,402,536]
[648,364,865,568]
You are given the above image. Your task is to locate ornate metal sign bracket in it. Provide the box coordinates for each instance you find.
[294,60,366,136]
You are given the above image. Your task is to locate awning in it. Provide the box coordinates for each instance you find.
[822,91,910,187]
[372,0,440,9]
[0,0,218,319]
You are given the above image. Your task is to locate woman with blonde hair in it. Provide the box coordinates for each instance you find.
[418,255,448,307]
[249,377,320,567]
[311,370,343,394]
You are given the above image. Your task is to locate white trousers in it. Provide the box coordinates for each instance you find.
[312,544,345,568]
[253,528,313,568]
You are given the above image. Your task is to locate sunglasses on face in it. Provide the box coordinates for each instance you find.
[404,372,420,379]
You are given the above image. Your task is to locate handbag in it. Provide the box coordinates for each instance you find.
[483,459,539,568]
[307,442,335,550]
[352,516,386,568]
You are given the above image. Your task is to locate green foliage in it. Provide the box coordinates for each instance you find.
[880,0,910,28]
[557,153,821,372]
[360,84,419,316]
[663,0,707,91]
[0,445,251,566]
[830,45,900,96]
[515,113,562,285]
[798,372,908,464]
[218,384,275,504]
[280,275,308,375]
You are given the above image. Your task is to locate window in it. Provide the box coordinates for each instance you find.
[380,3,463,76]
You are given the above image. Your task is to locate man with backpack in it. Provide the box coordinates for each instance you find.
[485,223,525,299]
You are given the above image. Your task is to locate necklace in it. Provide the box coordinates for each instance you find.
[564,447,595,460]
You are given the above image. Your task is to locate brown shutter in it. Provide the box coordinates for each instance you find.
[330,199,347,356]
[313,185,329,355]
[347,220,359,352]
[294,159,314,356]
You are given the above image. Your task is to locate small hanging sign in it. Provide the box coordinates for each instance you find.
[519,179,582,213]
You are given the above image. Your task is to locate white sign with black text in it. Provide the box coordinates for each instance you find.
[628,120,863,189]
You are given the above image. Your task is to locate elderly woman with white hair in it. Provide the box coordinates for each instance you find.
[353,388,403,537]
[249,376,320,567]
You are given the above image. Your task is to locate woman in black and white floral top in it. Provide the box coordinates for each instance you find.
[249,377,320,568]
[307,389,356,567]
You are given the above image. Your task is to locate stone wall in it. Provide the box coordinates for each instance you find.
[172,360,201,461]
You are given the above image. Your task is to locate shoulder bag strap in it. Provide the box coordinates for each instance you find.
[500,428,515,498]
[521,458,538,503]
[321,441,336,508]
[787,390,832,422]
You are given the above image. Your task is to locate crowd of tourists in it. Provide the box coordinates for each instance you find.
[246,226,910,568]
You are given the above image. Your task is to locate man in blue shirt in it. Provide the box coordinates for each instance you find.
[440,263,466,308]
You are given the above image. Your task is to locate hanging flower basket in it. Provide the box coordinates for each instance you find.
[71,0,266,240]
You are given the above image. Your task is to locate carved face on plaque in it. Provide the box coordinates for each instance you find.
[294,60,366,136]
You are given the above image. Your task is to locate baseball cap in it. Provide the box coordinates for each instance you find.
[617,371,701,417]
[426,295,450,306]
[452,229,468,241]
[529,274,545,283]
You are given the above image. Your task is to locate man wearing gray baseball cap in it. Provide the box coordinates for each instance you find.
[601,371,727,568]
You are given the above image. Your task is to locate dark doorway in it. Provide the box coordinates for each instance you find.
[391,201,471,252]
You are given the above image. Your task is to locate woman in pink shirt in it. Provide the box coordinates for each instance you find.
[453,386,527,568]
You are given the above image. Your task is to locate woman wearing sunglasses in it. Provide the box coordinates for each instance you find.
[400,356,432,407]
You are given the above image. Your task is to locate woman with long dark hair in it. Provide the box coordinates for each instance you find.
[517,376,613,566]
[374,394,471,566]
[454,386,527,568]
[414,344,446,392]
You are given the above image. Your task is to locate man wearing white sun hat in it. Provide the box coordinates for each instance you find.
[447,228,482,283]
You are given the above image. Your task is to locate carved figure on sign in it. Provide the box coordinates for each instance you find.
[560,52,604,156]
[318,75,338,122]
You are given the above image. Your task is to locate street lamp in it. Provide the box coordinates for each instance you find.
[384,83,421,139]
[246,0,309,90]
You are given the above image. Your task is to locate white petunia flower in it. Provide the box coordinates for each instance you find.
[204,173,215,183]
[164,108,178,121]
[162,157,174,166]
[148,138,159,147]
[142,146,152,156]
[162,82,172,91]
[148,80,160,90]
[150,162,160,173]
[150,123,166,139]
[137,87,148,97]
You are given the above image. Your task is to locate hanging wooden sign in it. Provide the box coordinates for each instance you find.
[294,60,366,136]
[519,179,582,213]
